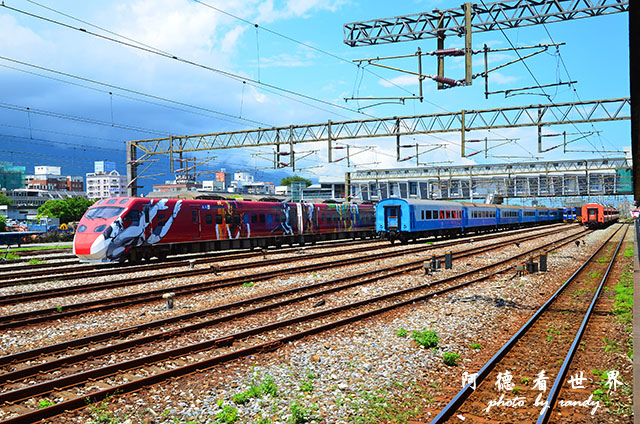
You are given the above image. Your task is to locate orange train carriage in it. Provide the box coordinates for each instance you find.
[581,203,619,229]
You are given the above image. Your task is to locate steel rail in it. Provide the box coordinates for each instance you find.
[0,227,591,423]
[0,224,565,301]
[0,227,580,369]
[0,228,584,384]
[0,226,572,329]
[0,237,382,286]
[429,224,625,423]
[537,224,629,423]
[0,239,392,303]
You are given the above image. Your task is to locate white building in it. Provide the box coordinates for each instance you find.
[86,169,127,199]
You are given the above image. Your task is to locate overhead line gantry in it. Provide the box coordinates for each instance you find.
[127,98,630,196]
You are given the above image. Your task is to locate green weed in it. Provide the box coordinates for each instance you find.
[470,343,482,350]
[232,373,278,404]
[442,352,460,366]
[242,282,255,287]
[395,328,408,337]
[412,330,439,348]
[288,401,318,424]
[38,399,54,409]
[215,404,238,423]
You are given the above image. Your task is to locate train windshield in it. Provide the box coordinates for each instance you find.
[85,206,124,220]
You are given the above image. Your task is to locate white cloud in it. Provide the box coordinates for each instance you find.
[489,72,519,86]
[378,74,418,88]
[256,0,347,23]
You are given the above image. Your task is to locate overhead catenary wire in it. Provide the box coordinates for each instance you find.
[479,0,606,157]
[0,121,125,144]
[190,0,431,103]
[540,22,618,154]
[0,58,273,128]
[1,2,375,120]
[0,101,171,137]
[0,133,126,153]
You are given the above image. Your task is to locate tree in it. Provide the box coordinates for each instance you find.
[0,215,5,232]
[280,176,312,187]
[38,197,95,223]
[0,193,12,206]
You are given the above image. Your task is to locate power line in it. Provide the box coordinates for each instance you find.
[540,23,619,154]
[479,0,605,156]
[191,0,428,102]
[0,133,125,153]
[0,101,170,137]
[0,121,125,144]
[1,2,374,120]
[0,56,273,128]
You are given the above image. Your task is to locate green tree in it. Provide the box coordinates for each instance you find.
[0,193,12,206]
[38,197,95,223]
[0,215,6,232]
[280,176,312,187]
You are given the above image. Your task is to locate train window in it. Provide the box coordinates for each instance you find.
[122,210,140,225]
[93,224,106,233]
[119,199,128,204]
[77,224,87,233]
[251,214,258,224]
[425,210,432,220]
[275,214,280,223]
[267,214,273,224]
[225,214,232,224]
[243,214,250,224]
[192,210,197,223]
[216,215,222,225]
[233,215,240,225]
[439,211,444,219]
[445,211,450,219]
[85,207,124,220]
[106,199,117,204]
[205,214,212,225]
[259,214,266,224]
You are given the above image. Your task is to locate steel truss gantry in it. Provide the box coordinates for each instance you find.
[343,0,629,47]
[346,157,632,200]
[127,97,630,195]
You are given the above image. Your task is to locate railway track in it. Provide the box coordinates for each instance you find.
[0,224,567,285]
[0,225,575,329]
[0,225,588,422]
[0,237,385,285]
[430,223,628,423]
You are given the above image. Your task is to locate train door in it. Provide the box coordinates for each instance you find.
[586,207,598,224]
[190,207,201,239]
[384,206,400,230]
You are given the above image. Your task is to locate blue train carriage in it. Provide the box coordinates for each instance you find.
[376,198,462,243]
[460,202,497,233]
[563,207,576,223]
[537,207,560,224]
[496,204,522,229]
[521,206,538,225]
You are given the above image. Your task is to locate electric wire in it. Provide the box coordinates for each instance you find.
[480,0,606,156]
[190,0,427,102]
[540,22,620,154]
[1,133,126,153]
[0,101,170,137]
[0,58,273,128]
[1,2,374,120]
[0,122,124,144]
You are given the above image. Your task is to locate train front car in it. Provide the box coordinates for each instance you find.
[581,203,619,229]
[74,197,182,262]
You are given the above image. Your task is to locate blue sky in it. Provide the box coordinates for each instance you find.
[0,0,630,193]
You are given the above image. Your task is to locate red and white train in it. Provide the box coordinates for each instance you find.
[73,197,375,262]
[581,203,619,229]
